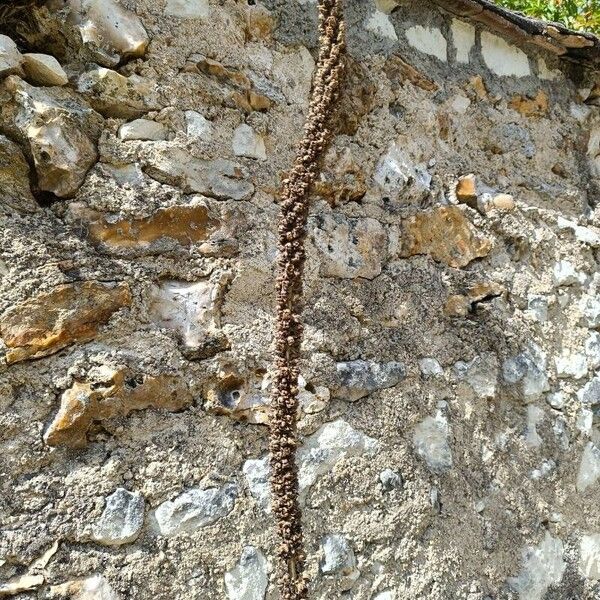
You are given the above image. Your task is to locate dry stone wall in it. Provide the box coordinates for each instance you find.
[1,0,600,599]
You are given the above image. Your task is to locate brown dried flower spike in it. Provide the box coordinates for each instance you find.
[268,1,346,599]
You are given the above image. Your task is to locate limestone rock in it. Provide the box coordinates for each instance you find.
[507,533,565,600]
[185,110,212,140]
[311,214,387,279]
[164,0,210,19]
[585,334,600,370]
[153,484,237,537]
[118,119,167,141]
[224,546,268,600]
[0,35,22,77]
[0,134,38,214]
[553,260,584,287]
[50,575,120,599]
[577,442,600,493]
[555,352,588,379]
[68,0,149,66]
[508,91,549,118]
[455,174,477,205]
[399,206,492,268]
[334,360,406,401]
[0,281,131,364]
[419,358,443,377]
[144,148,254,200]
[503,346,550,400]
[232,124,266,160]
[379,468,403,492]
[580,534,600,580]
[0,76,102,197]
[580,296,600,328]
[91,488,145,546]
[70,201,219,254]
[149,278,227,356]
[454,353,498,399]
[77,68,161,118]
[44,368,192,447]
[22,54,68,86]
[365,9,397,42]
[320,534,359,590]
[244,420,378,510]
[413,412,453,473]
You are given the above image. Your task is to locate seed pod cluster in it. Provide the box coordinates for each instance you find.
[268,1,346,599]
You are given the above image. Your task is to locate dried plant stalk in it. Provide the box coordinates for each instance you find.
[268,1,346,599]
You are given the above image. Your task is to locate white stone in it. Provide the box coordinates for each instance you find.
[379,469,402,491]
[365,10,398,42]
[538,58,562,81]
[22,54,68,86]
[148,279,221,348]
[232,124,266,160]
[244,420,378,510]
[577,443,600,492]
[580,534,600,580]
[557,216,600,247]
[311,214,387,279]
[335,360,405,401]
[503,345,549,400]
[164,0,210,19]
[580,296,600,328]
[320,534,357,576]
[578,407,594,435]
[585,332,600,369]
[546,391,566,410]
[405,26,448,62]
[527,295,548,322]
[553,260,583,287]
[524,405,544,448]
[507,533,565,600]
[0,34,22,76]
[374,142,431,199]
[373,592,395,600]
[118,119,167,141]
[454,354,498,399]
[451,19,475,64]
[91,488,145,546]
[480,31,530,77]
[413,412,453,473]
[185,110,212,140]
[76,575,120,599]
[69,0,149,64]
[153,484,237,536]
[555,352,588,380]
[451,94,471,114]
[419,358,443,377]
[224,546,268,600]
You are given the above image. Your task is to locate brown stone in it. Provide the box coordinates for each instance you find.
[468,75,488,100]
[314,146,367,205]
[384,54,438,92]
[444,281,504,317]
[399,206,492,268]
[0,282,131,364]
[72,203,219,251]
[0,134,38,214]
[508,90,549,117]
[246,5,275,41]
[456,174,477,205]
[44,369,192,447]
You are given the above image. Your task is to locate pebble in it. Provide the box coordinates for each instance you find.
[580,534,600,580]
[577,442,600,492]
[153,484,237,536]
[413,412,453,473]
[91,488,145,546]
[320,534,359,590]
[22,53,68,86]
[224,546,268,600]
[555,352,588,379]
[454,353,498,399]
[185,110,212,140]
[118,119,167,141]
[232,124,266,160]
[0,34,22,77]
[379,468,403,492]
[335,360,406,401]
[419,358,443,377]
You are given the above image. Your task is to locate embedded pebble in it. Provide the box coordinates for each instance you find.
[118,119,167,141]
[232,124,266,160]
[335,360,406,401]
[224,546,268,600]
[413,412,453,473]
[91,488,145,546]
[22,53,68,86]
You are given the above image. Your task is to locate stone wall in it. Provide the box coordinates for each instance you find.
[1,0,600,598]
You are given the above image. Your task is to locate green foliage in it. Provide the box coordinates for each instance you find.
[495,0,600,33]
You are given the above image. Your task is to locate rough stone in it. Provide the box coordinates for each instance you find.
[51,575,120,599]
[44,368,193,447]
[455,174,477,205]
[0,281,131,364]
[320,533,358,575]
[585,333,600,369]
[224,546,268,600]
[580,534,600,580]
[0,134,38,214]
[379,468,403,492]
[507,533,565,600]
[232,124,266,160]
[153,484,237,537]
[77,68,160,118]
[398,206,492,268]
[185,110,212,140]
[419,358,443,377]
[580,296,600,328]
[314,145,366,206]
[555,352,588,379]
[454,353,498,399]
[413,412,453,474]
[0,35,22,77]
[553,260,584,287]
[144,148,254,199]
[118,119,167,141]
[487,123,535,158]
[91,488,145,546]
[334,360,406,401]
[311,214,387,279]
[577,442,600,493]
[509,91,549,118]
[22,53,68,86]
[67,0,149,65]
[164,0,210,19]
[503,346,550,400]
